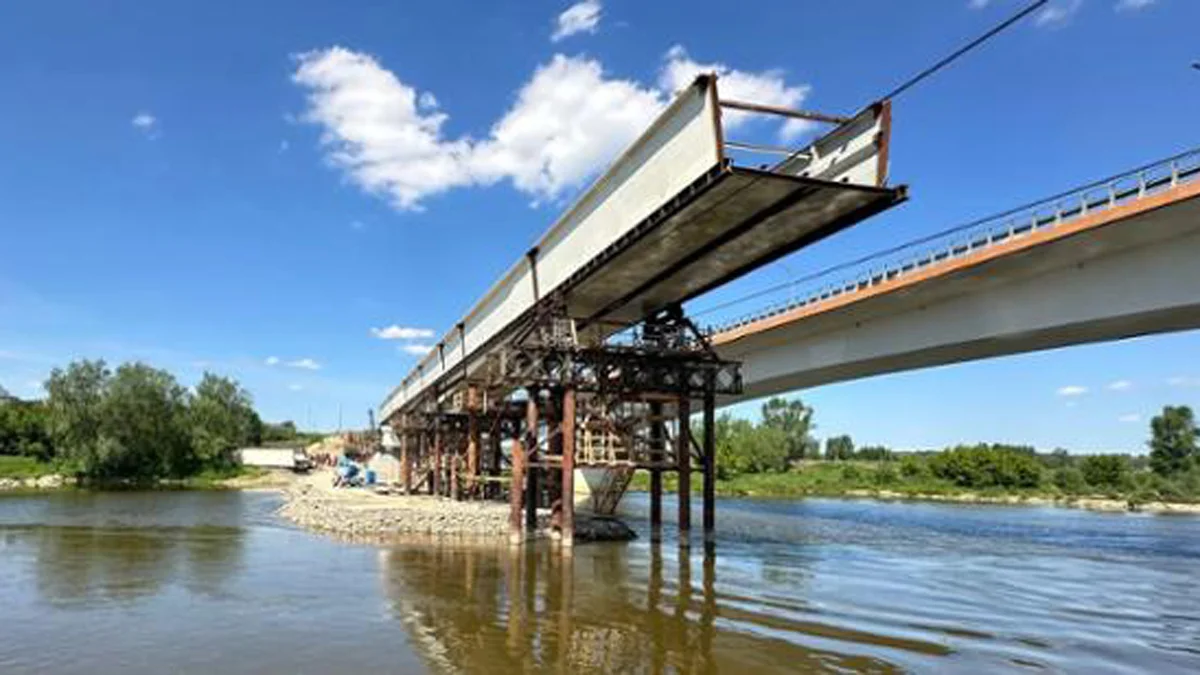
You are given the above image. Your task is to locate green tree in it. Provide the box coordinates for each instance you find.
[99,363,192,478]
[712,415,790,476]
[855,445,893,461]
[760,397,817,461]
[189,373,262,470]
[1052,466,1087,494]
[825,435,855,461]
[1079,454,1131,490]
[263,420,300,443]
[0,398,53,460]
[1042,448,1072,470]
[45,359,110,475]
[1149,405,1197,476]
[928,444,1042,489]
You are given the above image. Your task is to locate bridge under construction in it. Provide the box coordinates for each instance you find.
[377,74,904,548]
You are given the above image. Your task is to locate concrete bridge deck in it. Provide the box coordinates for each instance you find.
[710,150,1200,401]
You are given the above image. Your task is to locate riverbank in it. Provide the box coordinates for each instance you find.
[629,465,1200,514]
[0,455,288,493]
[277,470,635,542]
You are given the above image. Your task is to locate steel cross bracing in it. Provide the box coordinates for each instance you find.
[385,302,732,549]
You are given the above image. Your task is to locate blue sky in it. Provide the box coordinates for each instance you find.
[1,0,1197,451]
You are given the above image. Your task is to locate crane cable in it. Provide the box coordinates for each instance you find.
[693,0,1053,323]
[882,0,1050,101]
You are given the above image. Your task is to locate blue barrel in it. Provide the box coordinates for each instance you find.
[365,469,377,485]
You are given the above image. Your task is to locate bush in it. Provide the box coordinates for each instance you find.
[928,444,1043,489]
[1052,467,1088,494]
[873,464,899,486]
[840,463,864,483]
[1079,454,1131,490]
[899,455,929,479]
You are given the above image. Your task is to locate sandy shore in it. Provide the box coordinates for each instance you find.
[276,470,636,543]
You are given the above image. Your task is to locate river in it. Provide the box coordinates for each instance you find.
[0,490,1198,674]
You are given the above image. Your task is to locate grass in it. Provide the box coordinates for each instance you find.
[0,455,58,479]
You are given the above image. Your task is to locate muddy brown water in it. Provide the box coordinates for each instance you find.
[1,489,1198,673]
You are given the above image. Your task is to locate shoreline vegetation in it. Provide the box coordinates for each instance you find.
[1,358,321,493]
[629,398,1200,515]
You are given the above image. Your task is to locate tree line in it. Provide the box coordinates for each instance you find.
[710,398,1200,502]
[0,359,304,481]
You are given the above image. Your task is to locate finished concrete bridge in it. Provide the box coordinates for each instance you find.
[711,150,1200,402]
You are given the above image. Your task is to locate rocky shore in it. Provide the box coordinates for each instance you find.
[276,473,636,543]
[0,474,65,491]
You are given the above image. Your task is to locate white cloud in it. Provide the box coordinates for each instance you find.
[371,325,435,340]
[1167,375,1200,387]
[1107,379,1132,391]
[657,45,811,141]
[1115,0,1154,11]
[292,46,811,211]
[286,358,321,370]
[551,1,602,42]
[399,343,433,356]
[265,356,281,366]
[1035,0,1083,27]
[131,111,160,139]
[1056,385,1088,397]
[968,0,992,8]
[1118,413,1141,423]
[288,383,304,392]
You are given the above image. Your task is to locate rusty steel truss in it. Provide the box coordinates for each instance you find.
[386,302,735,548]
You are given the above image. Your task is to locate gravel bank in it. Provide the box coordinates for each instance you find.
[277,472,636,543]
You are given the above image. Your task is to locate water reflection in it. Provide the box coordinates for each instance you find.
[380,542,907,674]
[0,492,248,607]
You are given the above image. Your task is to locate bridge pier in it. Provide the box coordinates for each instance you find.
[677,395,691,548]
[703,388,716,550]
[509,409,526,546]
[400,430,411,495]
[524,395,539,535]
[649,401,664,543]
[560,387,576,549]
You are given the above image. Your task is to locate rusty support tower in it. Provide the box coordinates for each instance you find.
[388,302,740,548]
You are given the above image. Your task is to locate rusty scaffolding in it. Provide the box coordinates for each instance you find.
[387,303,740,548]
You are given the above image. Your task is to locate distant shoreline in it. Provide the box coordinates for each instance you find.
[0,468,295,494]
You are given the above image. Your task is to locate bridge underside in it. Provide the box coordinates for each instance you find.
[717,181,1200,401]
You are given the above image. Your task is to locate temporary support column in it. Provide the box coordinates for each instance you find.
[467,389,480,498]
[450,445,460,501]
[702,387,716,548]
[649,401,664,543]
[561,387,576,549]
[677,395,692,548]
[490,426,503,500]
[525,395,539,533]
[400,430,411,495]
[433,425,443,497]
[509,419,526,545]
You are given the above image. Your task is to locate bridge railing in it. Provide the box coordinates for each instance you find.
[703,148,1200,336]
